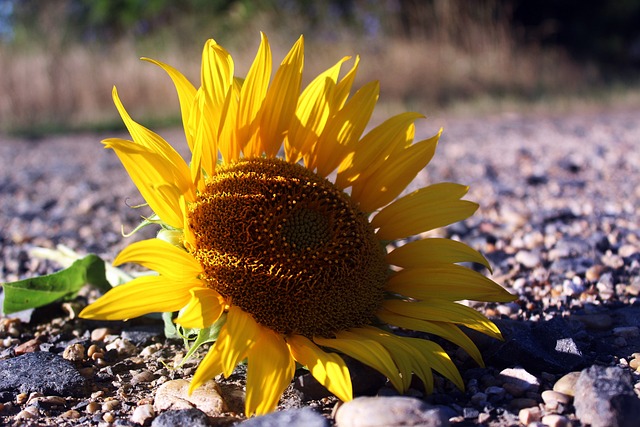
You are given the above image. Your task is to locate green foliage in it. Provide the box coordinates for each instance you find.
[511,0,640,66]
[1,255,111,314]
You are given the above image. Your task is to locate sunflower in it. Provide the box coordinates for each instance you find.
[79,33,515,416]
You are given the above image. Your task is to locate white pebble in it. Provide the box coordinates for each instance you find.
[130,404,155,425]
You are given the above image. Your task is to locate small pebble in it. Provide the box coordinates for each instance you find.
[140,344,162,357]
[15,407,38,420]
[106,338,136,356]
[63,343,86,362]
[131,370,155,385]
[103,412,115,423]
[87,344,101,358]
[102,400,120,411]
[519,406,542,424]
[585,265,604,281]
[477,412,491,424]
[91,391,105,399]
[515,250,540,268]
[16,393,28,405]
[485,386,506,401]
[24,392,44,405]
[463,407,479,419]
[154,379,228,417]
[335,396,449,427]
[613,326,639,338]
[86,401,101,414]
[541,390,571,409]
[470,392,487,406]
[131,404,155,425]
[562,278,585,296]
[91,328,110,342]
[541,414,569,427]
[14,338,41,355]
[61,409,81,419]
[553,372,581,396]
[499,367,540,393]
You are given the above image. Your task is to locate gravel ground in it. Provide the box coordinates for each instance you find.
[1,108,639,426]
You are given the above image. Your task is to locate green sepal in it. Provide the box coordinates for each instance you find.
[162,311,181,340]
[177,313,227,367]
[1,254,111,314]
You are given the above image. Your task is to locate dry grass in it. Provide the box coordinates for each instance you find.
[0,3,635,135]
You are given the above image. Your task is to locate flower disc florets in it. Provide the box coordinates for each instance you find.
[188,157,388,337]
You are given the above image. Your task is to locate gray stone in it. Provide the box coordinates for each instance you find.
[122,324,164,346]
[515,250,541,268]
[240,407,328,427]
[151,409,210,427]
[0,351,89,398]
[573,365,640,427]
[334,396,449,427]
[498,367,540,393]
[154,379,227,417]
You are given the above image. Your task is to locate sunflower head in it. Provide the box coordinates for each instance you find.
[79,32,516,417]
[189,157,388,338]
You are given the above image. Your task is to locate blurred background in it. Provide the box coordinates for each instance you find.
[1,0,639,136]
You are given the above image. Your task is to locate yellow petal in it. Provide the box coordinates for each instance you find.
[335,112,423,189]
[245,328,295,416]
[354,327,434,393]
[353,130,441,212]
[377,309,485,366]
[102,139,189,228]
[287,335,353,402]
[238,32,272,158]
[383,299,503,339]
[288,56,348,166]
[373,183,477,240]
[404,338,464,390]
[113,238,202,280]
[190,88,218,178]
[174,287,225,329]
[111,88,194,194]
[387,264,515,302]
[386,238,491,271]
[314,80,380,178]
[218,84,240,163]
[314,333,403,391]
[189,346,224,394]
[142,57,197,150]
[211,305,260,378]
[201,39,234,111]
[79,275,195,320]
[332,55,360,110]
[259,35,304,158]
[372,182,467,227]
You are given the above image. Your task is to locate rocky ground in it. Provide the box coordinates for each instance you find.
[0,108,639,426]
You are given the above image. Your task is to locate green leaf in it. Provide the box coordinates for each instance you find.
[2,254,111,314]
[162,311,181,340]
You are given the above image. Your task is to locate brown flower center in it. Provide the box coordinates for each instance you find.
[187,157,388,337]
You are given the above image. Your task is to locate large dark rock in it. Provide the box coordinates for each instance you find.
[0,351,89,398]
[484,317,592,374]
[239,407,328,427]
[574,365,640,427]
[151,408,210,427]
